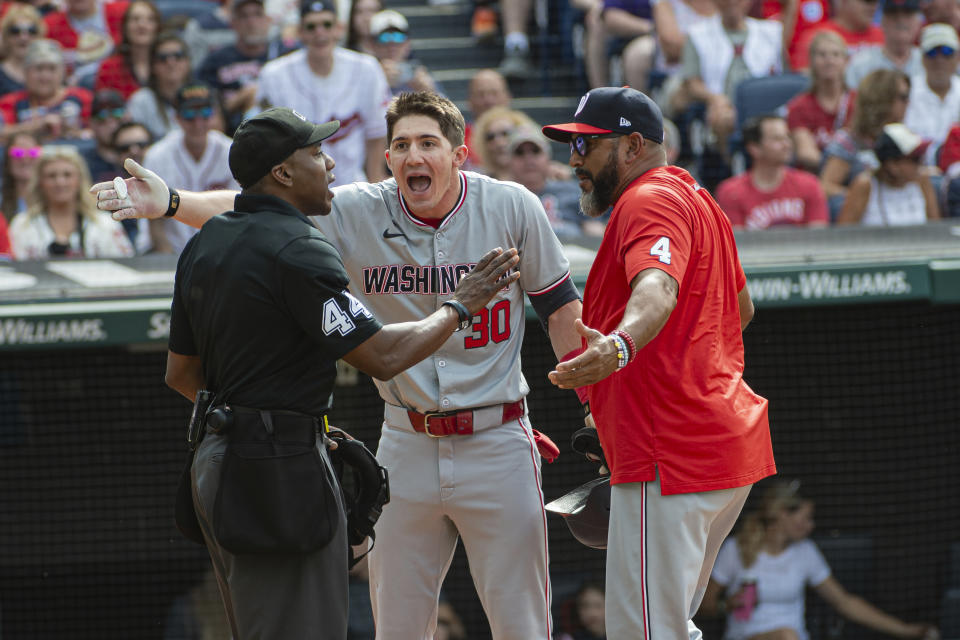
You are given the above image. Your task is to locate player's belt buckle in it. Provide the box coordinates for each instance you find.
[422,412,449,438]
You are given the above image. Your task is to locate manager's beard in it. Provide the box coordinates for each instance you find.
[577,147,620,218]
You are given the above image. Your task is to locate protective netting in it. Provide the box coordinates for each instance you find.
[0,301,957,639]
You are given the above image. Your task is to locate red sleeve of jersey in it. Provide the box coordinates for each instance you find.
[939,126,960,172]
[617,183,692,289]
[0,93,17,124]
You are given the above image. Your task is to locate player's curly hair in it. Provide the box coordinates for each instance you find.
[386,91,466,148]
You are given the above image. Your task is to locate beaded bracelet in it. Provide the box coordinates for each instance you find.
[611,329,636,363]
[609,333,629,369]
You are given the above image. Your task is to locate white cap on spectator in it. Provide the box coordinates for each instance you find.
[507,125,549,155]
[874,123,930,162]
[370,10,408,36]
[920,23,959,52]
[24,38,64,68]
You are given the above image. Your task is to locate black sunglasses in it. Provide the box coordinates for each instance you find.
[6,24,39,36]
[303,19,335,31]
[115,140,149,152]
[155,51,187,62]
[570,133,622,157]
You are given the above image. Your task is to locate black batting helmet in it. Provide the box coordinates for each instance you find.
[545,476,610,549]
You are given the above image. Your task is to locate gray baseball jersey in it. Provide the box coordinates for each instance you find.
[315,170,579,640]
[313,170,577,412]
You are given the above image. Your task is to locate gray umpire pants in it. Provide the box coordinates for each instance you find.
[192,429,349,640]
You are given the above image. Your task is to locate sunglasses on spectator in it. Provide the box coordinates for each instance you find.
[377,31,408,44]
[303,19,335,31]
[570,133,622,157]
[485,129,511,142]
[513,145,544,156]
[115,140,149,153]
[94,107,125,121]
[9,146,42,158]
[925,45,956,58]
[180,106,213,120]
[6,24,39,36]
[155,51,187,62]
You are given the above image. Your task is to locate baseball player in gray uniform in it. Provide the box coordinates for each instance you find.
[93,92,583,640]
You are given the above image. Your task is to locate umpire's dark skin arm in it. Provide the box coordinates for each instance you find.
[165,247,520,401]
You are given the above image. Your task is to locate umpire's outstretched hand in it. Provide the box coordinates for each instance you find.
[90,158,170,221]
[451,248,521,314]
[547,319,619,389]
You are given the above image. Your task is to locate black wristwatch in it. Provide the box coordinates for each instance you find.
[442,300,472,331]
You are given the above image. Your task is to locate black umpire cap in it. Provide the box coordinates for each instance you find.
[542,86,664,145]
[229,107,339,188]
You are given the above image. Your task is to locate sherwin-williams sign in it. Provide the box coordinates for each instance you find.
[746,263,931,307]
[0,299,170,350]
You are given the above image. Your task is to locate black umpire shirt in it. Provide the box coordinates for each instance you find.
[168,192,382,416]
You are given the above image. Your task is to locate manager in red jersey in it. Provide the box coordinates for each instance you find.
[544,86,776,639]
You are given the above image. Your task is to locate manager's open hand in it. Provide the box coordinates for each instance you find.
[548,319,619,388]
[451,247,520,314]
[90,158,170,221]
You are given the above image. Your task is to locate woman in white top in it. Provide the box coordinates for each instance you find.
[837,123,940,226]
[700,480,938,640]
[8,146,134,259]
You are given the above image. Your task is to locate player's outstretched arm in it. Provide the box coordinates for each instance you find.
[90,158,236,229]
[343,247,521,381]
[548,268,677,389]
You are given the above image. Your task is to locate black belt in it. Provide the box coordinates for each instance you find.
[207,405,324,443]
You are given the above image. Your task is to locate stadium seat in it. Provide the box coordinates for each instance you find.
[155,0,217,23]
[730,73,810,174]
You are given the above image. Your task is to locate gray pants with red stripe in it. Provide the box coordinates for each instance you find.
[606,475,751,640]
[368,413,552,640]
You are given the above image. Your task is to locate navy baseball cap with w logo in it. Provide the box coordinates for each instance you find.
[542,86,664,144]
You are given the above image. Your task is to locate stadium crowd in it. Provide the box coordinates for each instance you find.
[0,0,955,260]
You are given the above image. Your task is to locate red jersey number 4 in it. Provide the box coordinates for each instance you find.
[650,237,672,265]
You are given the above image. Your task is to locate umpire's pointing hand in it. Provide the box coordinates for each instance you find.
[548,319,619,388]
[90,158,170,221]
[451,247,521,314]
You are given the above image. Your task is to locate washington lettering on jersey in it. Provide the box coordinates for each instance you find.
[362,263,515,295]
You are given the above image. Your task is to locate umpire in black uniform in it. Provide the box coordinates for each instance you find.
[164,107,520,639]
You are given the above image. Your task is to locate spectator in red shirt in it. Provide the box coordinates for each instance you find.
[786,30,855,171]
[0,4,47,96]
[794,0,885,69]
[93,0,161,100]
[0,38,93,141]
[716,114,829,227]
[43,0,127,73]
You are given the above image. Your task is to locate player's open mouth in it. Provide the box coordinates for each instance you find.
[407,176,431,193]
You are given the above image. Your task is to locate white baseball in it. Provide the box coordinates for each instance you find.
[113,176,128,200]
